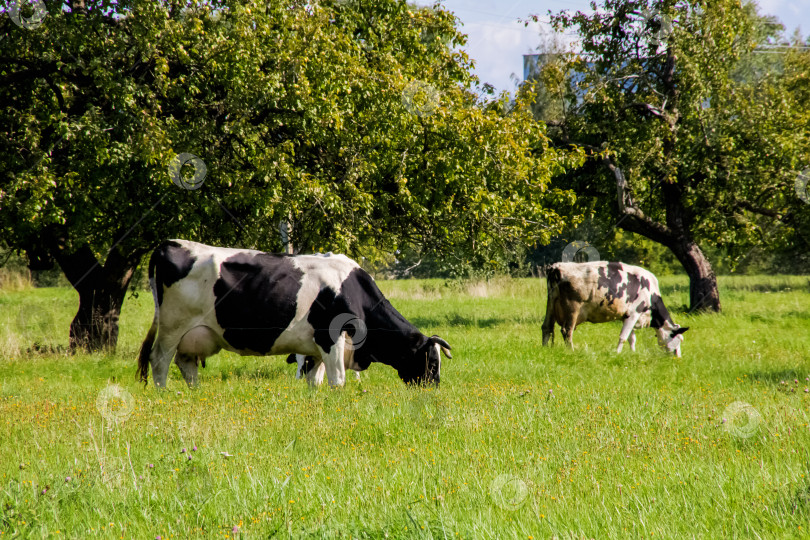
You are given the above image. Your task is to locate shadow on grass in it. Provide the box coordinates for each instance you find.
[658,284,689,297]
[774,482,810,519]
[409,313,506,328]
[226,364,287,381]
[725,280,810,293]
[659,278,810,302]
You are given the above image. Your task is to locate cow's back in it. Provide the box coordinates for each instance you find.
[550,262,659,326]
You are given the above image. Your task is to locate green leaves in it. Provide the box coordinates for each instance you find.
[1,0,579,279]
[532,0,809,268]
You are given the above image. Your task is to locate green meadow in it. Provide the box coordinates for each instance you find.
[1,275,809,539]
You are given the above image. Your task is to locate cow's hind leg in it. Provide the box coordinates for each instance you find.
[175,353,200,387]
[542,313,555,346]
[150,335,181,389]
[543,268,560,346]
[617,315,639,353]
[561,312,577,350]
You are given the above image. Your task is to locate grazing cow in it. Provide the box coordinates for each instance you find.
[542,261,688,356]
[138,240,451,388]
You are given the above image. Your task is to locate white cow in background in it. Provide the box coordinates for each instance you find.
[542,261,689,356]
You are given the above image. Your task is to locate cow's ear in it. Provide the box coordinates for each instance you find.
[672,326,689,336]
[431,336,452,359]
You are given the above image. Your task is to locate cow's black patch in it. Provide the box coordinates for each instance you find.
[546,267,562,292]
[150,240,197,306]
[597,262,626,306]
[306,284,339,355]
[213,252,303,354]
[625,272,642,303]
[640,276,651,291]
[635,301,648,313]
[286,354,318,375]
[650,293,674,328]
[301,355,317,374]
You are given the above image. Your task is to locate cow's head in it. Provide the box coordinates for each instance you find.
[399,335,452,386]
[657,323,689,357]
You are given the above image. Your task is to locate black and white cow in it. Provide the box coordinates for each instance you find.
[137,240,451,388]
[542,261,689,355]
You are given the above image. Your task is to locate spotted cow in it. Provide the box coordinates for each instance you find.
[138,240,451,388]
[542,261,689,355]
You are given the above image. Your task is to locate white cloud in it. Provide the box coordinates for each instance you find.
[460,19,547,91]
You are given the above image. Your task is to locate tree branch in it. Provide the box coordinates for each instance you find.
[628,102,665,118]
[602,155,675,245]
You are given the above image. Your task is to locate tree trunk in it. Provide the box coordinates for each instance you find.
[279,214,295,254]
[608,159,722,313]
[668,239,721,313]
[51,244,139,351]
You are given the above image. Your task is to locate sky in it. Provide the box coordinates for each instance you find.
[412,0,810,94]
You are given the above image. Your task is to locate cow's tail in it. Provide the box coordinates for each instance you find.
[542,265,561,345]
[137,253,160,385]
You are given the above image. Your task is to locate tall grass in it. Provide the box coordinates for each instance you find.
[1,276,809,538]
[0,266,33,292]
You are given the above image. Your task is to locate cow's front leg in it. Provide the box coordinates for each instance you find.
[321,331,347,387]
[628,330,637,352]
[617,316,639,353]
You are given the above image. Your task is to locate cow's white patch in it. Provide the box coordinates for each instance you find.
[665,333,684,357]
[320,330,347,387]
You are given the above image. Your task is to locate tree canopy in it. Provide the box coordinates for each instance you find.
[0,0,581,349]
